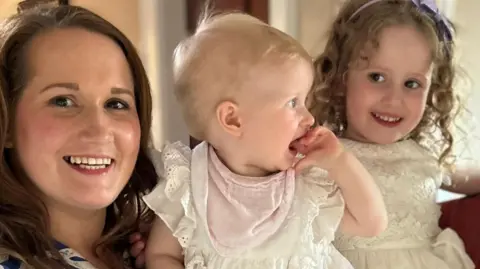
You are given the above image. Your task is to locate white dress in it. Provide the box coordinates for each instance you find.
[144,142,353,269]
[333,138,474,269]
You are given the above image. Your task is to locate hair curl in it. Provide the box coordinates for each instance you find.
[311,0,461,170]
[0,4,157,269]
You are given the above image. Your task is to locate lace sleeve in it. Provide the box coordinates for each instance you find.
[300,167,345,243]
[143,142,197,248]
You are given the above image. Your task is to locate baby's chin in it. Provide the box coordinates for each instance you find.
[253,152,304,174]
[275,158,301,172]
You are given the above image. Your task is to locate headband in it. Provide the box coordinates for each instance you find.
[348,0,453,42]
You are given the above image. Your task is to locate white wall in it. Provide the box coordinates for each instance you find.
[138,0,189,149]
[268,0,299,39]
[453,1,480,162]
[0,0,18,17]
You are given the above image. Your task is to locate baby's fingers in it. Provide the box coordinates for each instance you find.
[294,155,317,173]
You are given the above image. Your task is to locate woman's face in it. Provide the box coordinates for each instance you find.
[13,28,141,211]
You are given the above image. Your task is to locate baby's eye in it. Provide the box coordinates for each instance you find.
[368,73,386,83]
[287,98,298,108]
[405,80,421,89]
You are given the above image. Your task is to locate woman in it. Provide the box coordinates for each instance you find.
[0,4,157,269]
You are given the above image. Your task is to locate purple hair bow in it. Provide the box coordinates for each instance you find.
[411,0,453,42]
[348,0,454,42]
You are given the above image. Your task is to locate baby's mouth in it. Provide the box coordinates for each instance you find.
[289,137,304,155]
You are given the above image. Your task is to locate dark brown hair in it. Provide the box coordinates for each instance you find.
[312,0,460,170]
[0,4,157,268]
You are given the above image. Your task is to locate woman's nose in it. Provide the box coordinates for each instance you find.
[78,107,114,143]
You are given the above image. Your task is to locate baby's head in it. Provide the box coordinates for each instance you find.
[173,12,314,176]
[312,0,458,167]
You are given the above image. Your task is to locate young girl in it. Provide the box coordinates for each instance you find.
[311,0,477,268]
[142,11,387,269]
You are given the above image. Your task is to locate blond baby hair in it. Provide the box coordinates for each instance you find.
[173,10,312,140]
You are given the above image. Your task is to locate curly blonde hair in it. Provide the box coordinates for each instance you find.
[311,0,460,170]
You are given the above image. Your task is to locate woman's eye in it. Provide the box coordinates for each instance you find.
[405,80,421,89]
[106,99,130,110]
[287,98,298,108]
[368,73,386,83]
[49,96,74,107]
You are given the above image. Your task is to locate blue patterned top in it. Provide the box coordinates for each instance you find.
[0,241,132,269]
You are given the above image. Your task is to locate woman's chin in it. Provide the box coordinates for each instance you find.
[68,192,121,211]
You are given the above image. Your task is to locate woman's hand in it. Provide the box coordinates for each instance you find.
[129,232,147,268]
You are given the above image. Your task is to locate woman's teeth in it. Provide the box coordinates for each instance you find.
[64,156,113,170]
[67,156,112,165]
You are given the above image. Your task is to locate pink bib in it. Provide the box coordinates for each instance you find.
[191,144,295,255]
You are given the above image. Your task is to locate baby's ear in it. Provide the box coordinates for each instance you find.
[216,101,242,137]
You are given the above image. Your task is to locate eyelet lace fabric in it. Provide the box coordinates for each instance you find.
[333,139,474,269]
[143,142,353,268]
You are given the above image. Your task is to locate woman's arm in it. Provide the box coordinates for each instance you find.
[145,217,184,269]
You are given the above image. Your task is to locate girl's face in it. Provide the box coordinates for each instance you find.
[344,25,433,144]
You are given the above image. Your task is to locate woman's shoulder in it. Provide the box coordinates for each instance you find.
[0,255,23,269]
[0,242,132,269]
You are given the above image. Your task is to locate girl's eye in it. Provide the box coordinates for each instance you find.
[368,73,386,83]
[287,98,298,108]
[106,99,130,110]
[405,80,421,89]
[49,96,74,107]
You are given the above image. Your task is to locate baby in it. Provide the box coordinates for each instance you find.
[142,11,387,269]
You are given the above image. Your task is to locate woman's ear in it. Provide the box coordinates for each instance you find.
[4,140,13,148]
[4,132,14,148]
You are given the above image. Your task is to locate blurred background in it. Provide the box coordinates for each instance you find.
[1,0,479,179]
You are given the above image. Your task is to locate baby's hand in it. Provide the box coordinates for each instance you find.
[291,126,343,172]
